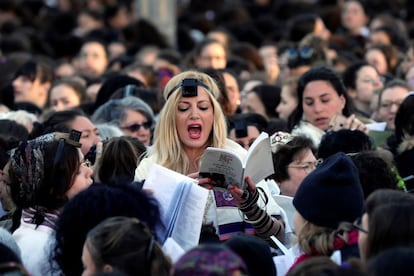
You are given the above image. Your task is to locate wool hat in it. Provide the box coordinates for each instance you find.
[173,243,247,276]
[293,152,364,229]
[226,234,276,276]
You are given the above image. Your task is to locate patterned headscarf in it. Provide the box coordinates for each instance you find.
[9,133,55,207]
[270,131,294,153]
[9,132,81,208]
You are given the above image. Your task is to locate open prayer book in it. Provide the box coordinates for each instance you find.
[199,132,274,192]
[143,164,209,251]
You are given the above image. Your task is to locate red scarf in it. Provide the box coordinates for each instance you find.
[288,230,359,271]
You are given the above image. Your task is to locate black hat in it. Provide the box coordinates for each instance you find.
[293,152,364,228]
[226,234,276,276]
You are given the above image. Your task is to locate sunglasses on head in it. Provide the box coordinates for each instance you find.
[121,122,152,132]
[287,47,314,60]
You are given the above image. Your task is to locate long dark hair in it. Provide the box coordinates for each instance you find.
[366,202,414,260]
[394,94,414,144]
[288,66,352,131]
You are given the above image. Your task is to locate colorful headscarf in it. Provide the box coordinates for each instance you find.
[9,132,81,208]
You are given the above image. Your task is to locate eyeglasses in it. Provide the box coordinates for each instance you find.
[287,159,322,174]
[379,100,403,110]
[120,122,151,132]
[353,216,368,234]
[287,47,314,61]
[360,77,384,86]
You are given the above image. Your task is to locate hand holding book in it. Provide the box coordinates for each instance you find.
[199,132,274,192]
[228,176,256,206]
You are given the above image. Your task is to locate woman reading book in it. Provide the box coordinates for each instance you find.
[134,71,285,244]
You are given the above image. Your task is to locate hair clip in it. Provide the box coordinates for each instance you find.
[270,131,294,153]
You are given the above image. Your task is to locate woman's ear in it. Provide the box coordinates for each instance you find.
[103,264,113,273]
[339,94,346,110]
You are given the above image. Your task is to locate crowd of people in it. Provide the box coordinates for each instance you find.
[0,0,414,275]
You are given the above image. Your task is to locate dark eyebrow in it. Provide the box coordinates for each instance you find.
[304,93,332,99]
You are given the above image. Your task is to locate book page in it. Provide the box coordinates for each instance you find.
[143,164,208,250]
[171,183,208,251]
[273,194,295,231]
[244,132,275,184]
[199,147,245,191]
[164,183,188,239]
[162,237,185,263]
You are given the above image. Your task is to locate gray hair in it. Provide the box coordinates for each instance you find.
[91,96,154,127]
[95,123,124,140]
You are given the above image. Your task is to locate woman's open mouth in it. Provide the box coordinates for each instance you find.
[188,124,202,139]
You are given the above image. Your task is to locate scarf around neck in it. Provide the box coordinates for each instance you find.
[22,207,60,230]
[289,229,359,271]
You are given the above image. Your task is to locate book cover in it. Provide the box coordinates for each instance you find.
[199,132,274,192]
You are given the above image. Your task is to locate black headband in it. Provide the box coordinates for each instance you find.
[166,78,214,99]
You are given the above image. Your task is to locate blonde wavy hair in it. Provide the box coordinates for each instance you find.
[148,70,227,174]
[298,220,351,256]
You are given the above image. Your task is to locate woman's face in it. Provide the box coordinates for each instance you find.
[377,86,408,130]
[354,65,383,104]
[176,87,214,153]
[365,49,388,75]
[12,75,49,107]
[78,42,108,77]
[66,150,93,200]
[50,84,82,111]
[276,85,297,120]
[302,80,346,131]
[195,42,227,70]
[358,213,369,261]
[341,0,368,33]
[68,116,102,155]
[120,109,152,146]
[282,148,317,197]
[243,92,267,120]
[400,47,414,76]
[222,72,241,114]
